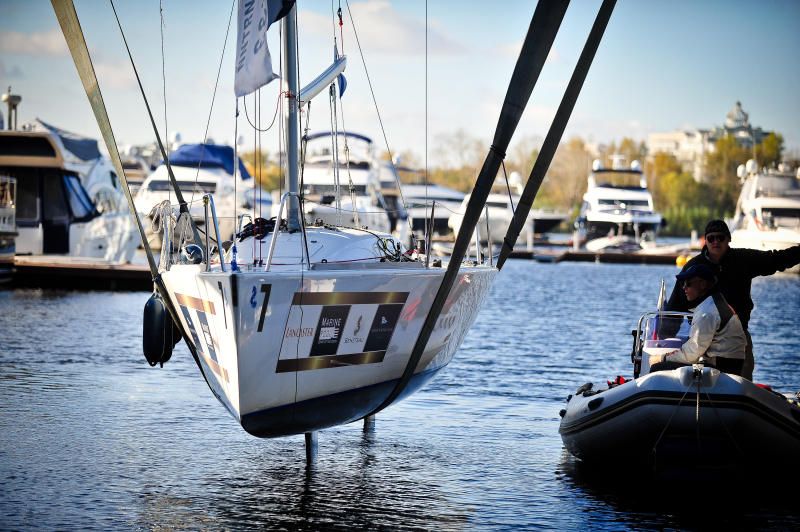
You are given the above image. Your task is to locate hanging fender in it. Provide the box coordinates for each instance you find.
[142,292,182,367]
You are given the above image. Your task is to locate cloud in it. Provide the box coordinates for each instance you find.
[300,1,464,55]
[0,60,24,79]
[0,28,68,56]
[94,61,135,90]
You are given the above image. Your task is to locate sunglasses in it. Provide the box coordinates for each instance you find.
[682,279,701,289]
[706,233,728,244]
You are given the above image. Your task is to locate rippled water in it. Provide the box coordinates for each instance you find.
[2,261,799,530]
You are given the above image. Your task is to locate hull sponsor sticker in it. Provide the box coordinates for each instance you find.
[278,291,408,372]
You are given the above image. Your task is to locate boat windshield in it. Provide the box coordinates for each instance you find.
[641,312,691,355]
[147,180,216,194]
[755,175,800,198]
[594,170,645,189]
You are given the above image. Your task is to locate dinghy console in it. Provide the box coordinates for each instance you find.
[632,311,692,377]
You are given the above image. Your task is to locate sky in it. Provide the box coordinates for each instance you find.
[1,0,799,167]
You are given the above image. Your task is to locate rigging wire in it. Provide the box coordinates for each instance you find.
[159,0,169,206]
[343,0,410,234]
[242,88,280,132]
[188,0,237,210]
[501,160,516,214]
[425,0,428,245]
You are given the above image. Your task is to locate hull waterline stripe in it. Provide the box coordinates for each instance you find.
[175,292,216,315]
[275,350,386,373]
[559,389,800,439]
[291,292,408,306]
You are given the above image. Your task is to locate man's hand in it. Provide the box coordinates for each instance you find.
[649,350,678,366]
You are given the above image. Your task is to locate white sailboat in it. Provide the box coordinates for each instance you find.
[55,0,613,442]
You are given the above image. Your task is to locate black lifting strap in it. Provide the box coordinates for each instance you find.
[366,0,571,417]
[496,0,617,270]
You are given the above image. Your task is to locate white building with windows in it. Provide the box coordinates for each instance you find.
[647,101,772,182]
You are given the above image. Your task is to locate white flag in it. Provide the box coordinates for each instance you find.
[234,0,294,97]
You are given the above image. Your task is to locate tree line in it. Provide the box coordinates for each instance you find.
[240,129,788,236]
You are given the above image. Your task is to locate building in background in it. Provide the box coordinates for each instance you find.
[647,101,772,182]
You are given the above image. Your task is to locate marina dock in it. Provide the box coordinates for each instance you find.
[8,243,683,292]
[11,256,151,291]
[509,249,680,265]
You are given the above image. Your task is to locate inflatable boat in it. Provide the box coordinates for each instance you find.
[559,311,800,470]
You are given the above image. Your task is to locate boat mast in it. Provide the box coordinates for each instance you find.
[283,4,301,232]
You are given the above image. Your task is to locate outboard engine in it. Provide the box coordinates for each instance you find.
[143,292,182,367]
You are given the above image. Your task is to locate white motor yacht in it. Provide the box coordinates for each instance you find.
[730,160,800,273]
[300,131,392,235]
[134,142,256,247]
[0,122,138,263]
[575,156,663,242]
[402,182,465,240]
[448,192,566,246]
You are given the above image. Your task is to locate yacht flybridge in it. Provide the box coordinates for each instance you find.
[576,155,663,242]
[54,0,616,447]
[731,160,800,273]
[300,131,394,237]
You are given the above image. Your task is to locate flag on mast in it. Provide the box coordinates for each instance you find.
[234,0,295,97]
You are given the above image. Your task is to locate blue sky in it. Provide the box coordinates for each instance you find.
[2,0,798,165]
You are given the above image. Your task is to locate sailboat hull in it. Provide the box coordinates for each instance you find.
[162,261,496,437]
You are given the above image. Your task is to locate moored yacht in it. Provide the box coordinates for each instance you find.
[402,182,464,240]
[730,160,800,273]
[0,122,138,263]
[134,142,255,246]
[0,175,15,281]
[575,156,663,242]
[300,131,392,235]
[448,191,566,246]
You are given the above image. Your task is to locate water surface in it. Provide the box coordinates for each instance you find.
[2,261,798,529]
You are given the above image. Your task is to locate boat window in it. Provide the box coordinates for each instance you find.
[598,199,650,207]
[11,169,40,225]
[304,184,367,196]
[148,180,217,194]
[486,201,509,209]
[63,174,99,221]
[762,208,800,228]
[43,172,70,222]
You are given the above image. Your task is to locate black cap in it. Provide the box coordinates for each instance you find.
[704,219,731,238]
[676,263,716,283]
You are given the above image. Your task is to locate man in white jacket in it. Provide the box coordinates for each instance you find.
[649,264,747,376]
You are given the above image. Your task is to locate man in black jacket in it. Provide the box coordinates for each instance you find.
[665,219,800,380]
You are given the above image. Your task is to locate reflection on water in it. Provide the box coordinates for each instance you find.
[1,262,798,529]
